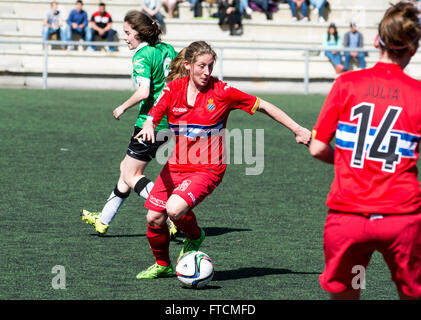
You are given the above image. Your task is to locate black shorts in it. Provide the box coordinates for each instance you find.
[126,126,170,162]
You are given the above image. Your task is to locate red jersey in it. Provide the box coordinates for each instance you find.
[91,11,112,29]
[313,62,421,214]
[148,76,260,176]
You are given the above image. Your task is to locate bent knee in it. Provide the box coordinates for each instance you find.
[146,210,166,227]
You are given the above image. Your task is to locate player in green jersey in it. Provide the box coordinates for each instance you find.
[81,11,178,237]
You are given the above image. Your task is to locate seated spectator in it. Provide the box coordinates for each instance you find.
[287,0,309,21]
[309,0,326,22]
[187,0,203,17]
[240,0,253,19]
[323,23,344,73]
[218,0,243,35]
[65,0,89,50]
[42,1,66,49]
[343,22,366,71]
[141,0,166,32]
[249,0,273,20]
[86,2,116,52]
[162,0,184,18]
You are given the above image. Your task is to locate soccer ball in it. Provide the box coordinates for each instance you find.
[176,251,214,289]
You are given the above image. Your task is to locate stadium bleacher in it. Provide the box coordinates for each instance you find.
[0,0,420,93]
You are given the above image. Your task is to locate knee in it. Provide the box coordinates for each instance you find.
[165,205,182,221]
[146,211,166,227]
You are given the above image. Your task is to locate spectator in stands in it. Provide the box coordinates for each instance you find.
[65,0,89,50]
[323,22,344,73]
[141,0,166,32]
[240,0,253,19]
[287,0,309,21]
[42,1,66,49]
[249,0,273,20]
[187,0,203,17]
[309,0,326,22]
[343,21,366,71]
[86,2,116,52]
[218,0,243,35]
[162,0,184,18]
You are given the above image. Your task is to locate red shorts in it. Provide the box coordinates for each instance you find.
[145,163,223,212]
[320,211,421,297]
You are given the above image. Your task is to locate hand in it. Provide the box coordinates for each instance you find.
[98,29,105,36]
[293,126,312,146]
[113,105,126,120]
[79,24,84,29]
[350,51,358,57]
[72,22,78,29]
[134,120,155,143]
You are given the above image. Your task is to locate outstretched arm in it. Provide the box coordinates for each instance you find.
[257,99,312,145]
[113,84,150,120]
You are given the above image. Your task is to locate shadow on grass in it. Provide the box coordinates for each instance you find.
[89,233,146,238]
[171,226,253,245]
[213,267,319,281]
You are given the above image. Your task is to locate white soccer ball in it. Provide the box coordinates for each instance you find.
[176,250,214,289]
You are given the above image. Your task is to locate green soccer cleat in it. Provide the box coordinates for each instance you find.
[81,209,109,235]
[177,228,205,262]
[168,219,179,240]
[136,263,174,279]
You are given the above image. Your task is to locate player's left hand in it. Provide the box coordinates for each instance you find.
[294,126,312,146]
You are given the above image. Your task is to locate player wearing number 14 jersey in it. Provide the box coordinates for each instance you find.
[310,2,421,299]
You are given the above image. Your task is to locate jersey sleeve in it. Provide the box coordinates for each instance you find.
[133,50,152,88]
[312,78,342,144]
[222,83,260,115]
[147,85,171,125]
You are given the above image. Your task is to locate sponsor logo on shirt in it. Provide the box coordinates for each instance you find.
[173,107,188,113]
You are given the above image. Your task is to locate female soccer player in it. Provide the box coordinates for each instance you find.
[81,10,178,236]
[134,41,312,279]
[310,1,421,300]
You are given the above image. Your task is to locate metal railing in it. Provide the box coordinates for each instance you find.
[1,39,419,94]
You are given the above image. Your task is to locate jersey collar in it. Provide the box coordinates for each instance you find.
[133,42,148,55]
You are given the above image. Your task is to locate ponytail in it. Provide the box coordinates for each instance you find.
[124,10,162,46]
[166,48,188,83]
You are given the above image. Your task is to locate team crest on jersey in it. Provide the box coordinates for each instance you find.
[206,98,216,112]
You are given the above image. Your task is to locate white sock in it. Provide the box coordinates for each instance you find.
[139,181,154,200]
[99,191,126,225]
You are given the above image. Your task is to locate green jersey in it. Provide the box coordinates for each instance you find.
[132,42,177,130]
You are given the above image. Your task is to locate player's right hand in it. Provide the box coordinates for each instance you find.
[113,106,125,120]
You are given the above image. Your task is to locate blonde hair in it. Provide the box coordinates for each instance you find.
[378,1,421,58]
[166,48,188,83]
[184,41,217,65]
[166,42,217,83]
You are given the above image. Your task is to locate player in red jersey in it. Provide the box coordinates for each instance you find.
[310,2,421,299]
[133,41,312,279]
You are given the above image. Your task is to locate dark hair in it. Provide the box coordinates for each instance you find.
[378,1,421,58]
[327,23,338,42]
[76,0,83,5]
[124,10,162,46]
[99,2,105,6]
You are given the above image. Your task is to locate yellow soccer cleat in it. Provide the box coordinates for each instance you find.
[81,209,109,235]
[168,219,179,240]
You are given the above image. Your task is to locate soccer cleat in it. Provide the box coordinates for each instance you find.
[177,228,205,262]
[94,218,109,235]
[167,219,179,240]
[81,209,100,225]
[81,209,109,235]
[136,263,174,279]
